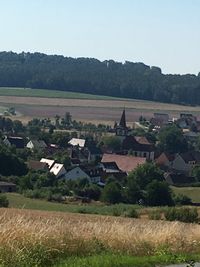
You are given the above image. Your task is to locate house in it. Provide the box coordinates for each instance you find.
[155,152,175,170]
[150,113,169,128]
[50,163,66,178]
[3,136,24,149]
[121,135,155,160]
[68,138,86,148]
[101,153,146,174]
[28,160,49,172]
[100,162,127,181]
[115,110,155,159]
[26,140,47,151]
[40,158,55,169]
[82,166,103,183]
[172,151,200,174]
[164,172,196,185]
[64,167,91,182]
[0,181,16,193]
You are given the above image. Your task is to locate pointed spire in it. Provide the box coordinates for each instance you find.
[119,109,127,128]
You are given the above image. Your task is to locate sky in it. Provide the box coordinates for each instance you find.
[0,0,199,74]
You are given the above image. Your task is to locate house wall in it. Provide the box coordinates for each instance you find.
[0,185,16,193]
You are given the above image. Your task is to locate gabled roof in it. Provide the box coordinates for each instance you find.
[28,140,47,149]
[50,163,65,176]
[6,136,24,148]
[40,158,55,169]
[179,151,200,164]
[101,153,146,173]
[122,136,154,152]
[68,138,86,148]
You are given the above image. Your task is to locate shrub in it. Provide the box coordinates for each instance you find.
[0,194,9,207]
[123,208,139,218]
[164,207,198,223]
[174,194,192,205]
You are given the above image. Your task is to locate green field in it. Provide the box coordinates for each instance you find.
[171,186,200,203]
[0,87,123,100]
[6,193,143,215]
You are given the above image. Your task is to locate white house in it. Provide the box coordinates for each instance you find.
[68,138,86,148]
[40,158,55,169]
[50,163,66,178]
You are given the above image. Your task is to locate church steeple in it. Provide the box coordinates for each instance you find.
[119,109,127,128]
[116,109,128,139]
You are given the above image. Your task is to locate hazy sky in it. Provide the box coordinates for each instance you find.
[0,0,199,74]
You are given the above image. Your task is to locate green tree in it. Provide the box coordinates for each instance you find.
[128,162,163,189]
[102,181,122,204]
[158,125,188,153]
[125,177,141,204]
[101,136,121,152]
[146,180,174,206]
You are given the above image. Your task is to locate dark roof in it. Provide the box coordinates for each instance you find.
[101,162,120,171]
[119,109,127,128]
[180,151,200,163]
[7,136,24,148]
[28,160,48,171]
[122,136,154,152]
[165,173,196,185]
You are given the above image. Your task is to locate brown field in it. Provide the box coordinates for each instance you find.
[0,208,200,266]
[1,95,200,124]
[1,208,200,254]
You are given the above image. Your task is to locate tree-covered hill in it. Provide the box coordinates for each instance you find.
[0,51,200,105]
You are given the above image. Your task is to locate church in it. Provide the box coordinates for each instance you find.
[115,109,155,160]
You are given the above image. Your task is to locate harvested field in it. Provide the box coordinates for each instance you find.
[1,90,200,123]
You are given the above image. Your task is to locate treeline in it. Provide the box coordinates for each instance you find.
[0,51,200,105]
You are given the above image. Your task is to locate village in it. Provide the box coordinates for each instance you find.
[1,109,200,206]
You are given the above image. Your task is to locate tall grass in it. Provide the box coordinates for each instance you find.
[0,208,200,267]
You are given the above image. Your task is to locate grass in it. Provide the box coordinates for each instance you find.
[55,253,200,267]
[171,186,200,203]
[6,193,142,215]
[0,208,200,267]
[0,87,122,100]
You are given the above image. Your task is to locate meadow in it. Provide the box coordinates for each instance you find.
[0,208,200,267]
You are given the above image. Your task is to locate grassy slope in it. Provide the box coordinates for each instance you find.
[6,193,141,215]
[0,87,123,100]
[171,186,200,203]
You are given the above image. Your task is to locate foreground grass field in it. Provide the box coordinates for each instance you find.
[0,208,200,267]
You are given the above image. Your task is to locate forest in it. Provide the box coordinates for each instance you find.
[0,51,200,105]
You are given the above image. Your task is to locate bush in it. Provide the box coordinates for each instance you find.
[0,194,9,207]
[123,208,138,218]
[164,207,198,223]
[174,194,192,205]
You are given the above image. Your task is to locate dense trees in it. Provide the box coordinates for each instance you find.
[158,125,188,153]
[0,51,200,105]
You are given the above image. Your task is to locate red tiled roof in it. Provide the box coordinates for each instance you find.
[101,153,146,173]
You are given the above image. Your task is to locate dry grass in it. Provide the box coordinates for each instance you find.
[0,208,200,266]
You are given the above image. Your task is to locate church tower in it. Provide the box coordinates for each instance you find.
[116,109,128,140]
